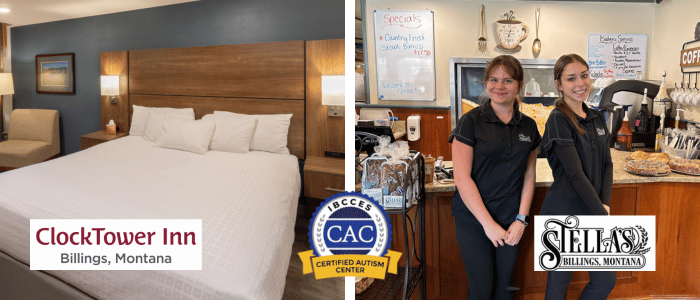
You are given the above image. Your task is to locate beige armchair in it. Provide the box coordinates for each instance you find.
[0,109,60,170]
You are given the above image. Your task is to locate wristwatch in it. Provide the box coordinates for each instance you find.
[515,214,530,226]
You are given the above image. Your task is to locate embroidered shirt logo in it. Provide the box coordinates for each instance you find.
[597,128,606,136]
[519,134,531,142]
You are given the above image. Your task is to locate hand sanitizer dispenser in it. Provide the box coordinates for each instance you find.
[407,115,421,141]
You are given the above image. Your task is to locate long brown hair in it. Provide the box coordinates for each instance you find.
[482,55,524,114]
[553,54,588,135]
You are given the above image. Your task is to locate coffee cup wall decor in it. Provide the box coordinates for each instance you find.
[496,10,528,53]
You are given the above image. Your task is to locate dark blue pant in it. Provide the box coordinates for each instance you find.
[454,218,520,300]
[545,270,617,299]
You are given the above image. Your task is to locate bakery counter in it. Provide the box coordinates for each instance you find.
[409,150,700,299]
[424,149,700,194]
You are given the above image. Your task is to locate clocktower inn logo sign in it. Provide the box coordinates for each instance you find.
[534,215,655,271]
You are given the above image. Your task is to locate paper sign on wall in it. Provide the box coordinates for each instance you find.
[587,33,647,79]
[373,10,436,101]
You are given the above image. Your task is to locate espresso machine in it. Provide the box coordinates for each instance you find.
[595,80,661,149]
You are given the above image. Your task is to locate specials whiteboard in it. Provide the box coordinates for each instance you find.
[374,10,435,101]
[587,33,647,79]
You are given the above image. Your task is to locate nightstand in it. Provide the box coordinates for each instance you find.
[303,156,344,213]
[81,130,127,150]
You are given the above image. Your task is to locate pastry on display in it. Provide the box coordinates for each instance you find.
[355,277,374,294]
[630,151,650,161]
[649,152,670,164]
[462,99,479,115]
[520,102,555,135]
[668,158,700,175]
[624,160,670,176]
[461,99,554,135]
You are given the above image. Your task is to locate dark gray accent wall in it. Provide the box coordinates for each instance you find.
[11,0,344,155]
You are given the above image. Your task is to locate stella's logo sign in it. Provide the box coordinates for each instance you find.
[534,215,655,271]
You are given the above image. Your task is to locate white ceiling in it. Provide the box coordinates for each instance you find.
[0,0,198,27]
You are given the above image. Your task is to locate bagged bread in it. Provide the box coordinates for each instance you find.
[398,156,414,207]
[362,157,387,205]
[380,160,408,209]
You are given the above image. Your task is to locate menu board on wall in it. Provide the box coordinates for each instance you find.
[373,10,435,101]
[587,33,647,79]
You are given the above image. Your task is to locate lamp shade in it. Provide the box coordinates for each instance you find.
[321,75,345,106]
[101,75,119,96]
[0,73,14,95]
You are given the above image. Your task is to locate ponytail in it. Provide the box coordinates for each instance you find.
[554,97,586,135]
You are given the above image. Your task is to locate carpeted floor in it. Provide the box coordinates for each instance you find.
[282,204,344,300]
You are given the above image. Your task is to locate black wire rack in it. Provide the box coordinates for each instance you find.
[356,153,426,300]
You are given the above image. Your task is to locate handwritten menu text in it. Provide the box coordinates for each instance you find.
[587,34,647,79]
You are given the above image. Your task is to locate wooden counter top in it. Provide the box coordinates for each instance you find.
[424,149,700,193]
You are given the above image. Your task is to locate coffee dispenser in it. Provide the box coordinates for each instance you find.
[597,80,661,149]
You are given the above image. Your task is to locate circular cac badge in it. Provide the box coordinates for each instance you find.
[309,192,391,257]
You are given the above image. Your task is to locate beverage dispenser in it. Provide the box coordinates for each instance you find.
[597,80,661,149]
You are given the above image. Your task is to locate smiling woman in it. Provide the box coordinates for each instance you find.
[557,61,591,110]
[449,55,540,300]
[540,53,617,299]
[486,66,520,110]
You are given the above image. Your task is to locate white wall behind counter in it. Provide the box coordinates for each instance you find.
[363,0,655,107]
[649,0,700,124]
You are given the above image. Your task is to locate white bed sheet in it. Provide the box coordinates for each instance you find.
[0,136,300,300]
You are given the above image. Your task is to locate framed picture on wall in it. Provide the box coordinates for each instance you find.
[36,53,75,94]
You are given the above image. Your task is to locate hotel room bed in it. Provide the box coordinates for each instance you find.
[0,40,313,299]
[0,136,300,299]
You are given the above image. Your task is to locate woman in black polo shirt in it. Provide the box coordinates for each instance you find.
[540,54,616,299]
[449,55,540,300]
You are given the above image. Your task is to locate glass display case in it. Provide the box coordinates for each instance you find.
[449,57,558,129]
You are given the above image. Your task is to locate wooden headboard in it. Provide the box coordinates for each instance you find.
[100,40,306,159]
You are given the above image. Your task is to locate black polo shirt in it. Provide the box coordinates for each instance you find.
[448,102,541,226]
[539,104,612,216]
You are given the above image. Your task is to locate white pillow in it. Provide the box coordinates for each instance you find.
[202,114,257,153]
[129,105,150,136]
[213,111,292,154]
[129,105,195,136]
[143,110,195,142]
[155,117,216,155]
